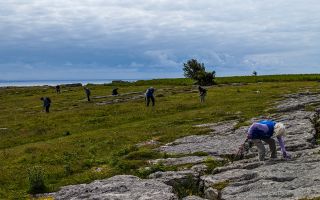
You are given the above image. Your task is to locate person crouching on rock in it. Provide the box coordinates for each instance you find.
[246,120,291,161]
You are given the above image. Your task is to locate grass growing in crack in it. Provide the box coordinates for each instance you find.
[300,197,320,200]
[135,163,178,178]
[308,111,320,144]
[212,180,230,191]
[204,157,228,173]
[172,174,202,199]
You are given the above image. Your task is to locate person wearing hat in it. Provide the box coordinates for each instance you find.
[243,120,290,161]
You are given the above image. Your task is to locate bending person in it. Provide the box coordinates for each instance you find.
[245,120,290,161]
[145,87,155,106]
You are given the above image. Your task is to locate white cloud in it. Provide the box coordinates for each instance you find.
[1,0,320,79]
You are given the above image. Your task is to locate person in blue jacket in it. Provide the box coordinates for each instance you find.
[246,120,290,161]
[145,87,155,106]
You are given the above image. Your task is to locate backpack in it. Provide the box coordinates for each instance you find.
[46,97,51,104]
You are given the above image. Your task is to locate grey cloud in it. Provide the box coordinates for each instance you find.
[1,0,320,80]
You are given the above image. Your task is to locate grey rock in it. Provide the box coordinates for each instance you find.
[191,164,208,174]
[182,195,207,200]
[149,156,223,166]
[43,175,178,200]
[194,120,238,134]
[204,187,219,200]
[202,153,320,200]
[276,92,320,112]
[158,126,247,156]
[148,170,199,187]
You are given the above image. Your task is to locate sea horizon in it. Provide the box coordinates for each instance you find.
[0,79,139,87]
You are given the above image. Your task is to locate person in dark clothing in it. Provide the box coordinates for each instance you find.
[40,97,51,113]
[84,87,91,101]
[112,88,119,96]
[55,85,61,94]
[198,86,207,103]
[145,87,155,106]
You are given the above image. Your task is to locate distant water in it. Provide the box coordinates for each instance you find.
[0,79,137,87]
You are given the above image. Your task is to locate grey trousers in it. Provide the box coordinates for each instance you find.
[252,138,277,161]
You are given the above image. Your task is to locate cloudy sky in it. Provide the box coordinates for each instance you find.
[1,0,320,80]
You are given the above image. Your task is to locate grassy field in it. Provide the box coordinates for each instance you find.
[0,74,320,199]
[110,73,320,86]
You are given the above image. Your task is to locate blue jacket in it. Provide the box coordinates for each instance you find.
[248,120,276,139]
[145,88,154,97]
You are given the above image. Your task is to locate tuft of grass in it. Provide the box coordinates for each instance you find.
[28,166,47,194]
[124,148,162,160]
[300,197,320,200]
[204,157,227,173]
[212,180,230,191]
[135,162,178,178]
[190,151,209,156]
[172,174,201,199]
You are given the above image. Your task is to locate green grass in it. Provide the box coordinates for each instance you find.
[1,75,320,198]
[300,197,320,200]
[216,74,320,84]
[105,74,320,86]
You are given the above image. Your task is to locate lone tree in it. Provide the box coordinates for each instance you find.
[183,59,215,85]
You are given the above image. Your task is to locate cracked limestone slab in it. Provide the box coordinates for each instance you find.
[149,156,224,166]
[42,175,178,200]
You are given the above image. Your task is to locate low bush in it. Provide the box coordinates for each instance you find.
[28,166,46,194]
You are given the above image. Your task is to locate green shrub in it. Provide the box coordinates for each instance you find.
[28,166,46,194]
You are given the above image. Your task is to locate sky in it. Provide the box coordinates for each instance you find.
[1,0,320,80]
